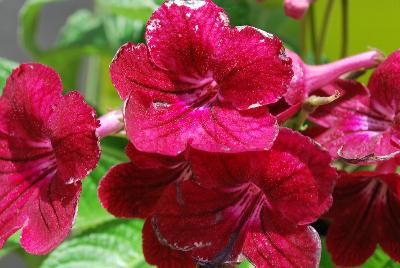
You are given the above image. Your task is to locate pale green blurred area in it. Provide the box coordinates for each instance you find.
[313,0,400,59]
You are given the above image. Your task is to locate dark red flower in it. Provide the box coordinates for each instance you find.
[0,63,100,254]
[110,0,293,156]
[326,159,400,266]
[150,128,337,266]
[98,142,189,219]
[98,142,195,267]
[310,51,400,162]
[285,49,382,105]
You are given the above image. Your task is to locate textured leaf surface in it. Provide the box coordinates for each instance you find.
[41,219,152,268]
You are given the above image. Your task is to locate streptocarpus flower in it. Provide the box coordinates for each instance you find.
[284,0,313,19]
[110,0,293,156]
[0,63,100,254]
[285,49,383,105]
[310,50,400,162]
[150,128,337,266]
[326,159,400,266]
[98,143,195,267]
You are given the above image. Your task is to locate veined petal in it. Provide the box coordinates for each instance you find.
[143,219,196,268]
[98,161,189,219]
[124,89,278,156]
[110,43,175,100]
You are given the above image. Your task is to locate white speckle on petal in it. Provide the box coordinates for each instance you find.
[165,0,206,9]
[219,12,229,26]
[248,102,262,109]
[147,18,161,32]
[194,25,199,32]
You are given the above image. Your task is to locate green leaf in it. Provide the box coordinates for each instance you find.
[0,58,18,93]
[320,239,335,268]
[95,0,158,21]
[73,136,128,233]
[362,248,398,268]
[238,260,254,267]
[41,219,152,268]
[20,0,69,56]
[0,242,19,259]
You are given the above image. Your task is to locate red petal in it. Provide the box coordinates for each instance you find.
[244,215,320,268]
[326,172,380,266]
[142,219,196,268]
[189,128,336,224]
[0,172,81,255]
[110,43,175,100]
[368,50,400,117]
[99,160,189,218]
[215,27,292,109]
[2,63,62,128]
[126,142,184,169]
[48,91,100,183]
[124,89,278,155]
[152,180,249,264]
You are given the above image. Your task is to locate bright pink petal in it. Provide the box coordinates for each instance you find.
[110,43,175,100]
[368,50,400,117]
[98,160,190,218]
[145,1,292,109]
[145,0,229,80]
[142,219,196,268]
[47,91,100,183]
[310,80,393,160]
[124,89,278,155]
[214,26,292,109]
[244,216,320,268]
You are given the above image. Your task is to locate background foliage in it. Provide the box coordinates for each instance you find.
[0,0,399,267]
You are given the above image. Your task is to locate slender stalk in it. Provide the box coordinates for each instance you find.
[341,0,349,57]
[96,109,124,138]
[316,0,335,63]
[309,5,318,62]
[300,16,307,58]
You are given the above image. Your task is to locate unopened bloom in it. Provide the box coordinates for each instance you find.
[285,49,383,105]
[0,64,100,254]
[98,143,194,267]
[310,50,400,162]
[284,0,313,19]
[110,0,293,156]
[150,129,337,266]
[326,159,400,266]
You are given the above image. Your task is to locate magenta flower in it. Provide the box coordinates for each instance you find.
[285,49,383,105]
[98,143,194,267]
[0,63,100,254]
[284,0,313,19]
[326,159,400,266]
[110,0,293,156]
[310,51,400,162]
[149,128,337,266]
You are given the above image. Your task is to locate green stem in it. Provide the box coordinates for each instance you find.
[309,5,318,62]
[85,56,101,107]
[300,16,307,58]
[316,0,335,63]
[341,0,349,58]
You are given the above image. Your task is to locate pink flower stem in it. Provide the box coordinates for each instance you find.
[96,109,124,138]
[306,50,384,92]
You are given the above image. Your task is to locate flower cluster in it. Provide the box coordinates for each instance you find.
[0,0,399,267]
